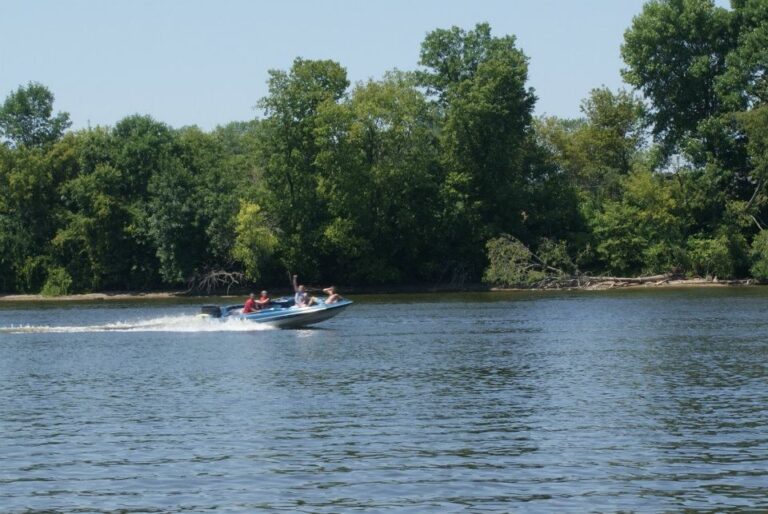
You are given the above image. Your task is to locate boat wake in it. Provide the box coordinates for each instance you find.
[0,315,274,334]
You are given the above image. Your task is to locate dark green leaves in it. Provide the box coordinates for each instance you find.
[0,82,71,148]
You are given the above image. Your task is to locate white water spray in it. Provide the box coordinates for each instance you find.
[0,314,275,334]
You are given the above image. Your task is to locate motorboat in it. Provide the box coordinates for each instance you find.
[198,297,352,329]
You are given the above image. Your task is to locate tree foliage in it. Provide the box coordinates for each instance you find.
[256,58,350,278]
[0,82,71,148]
[621,0,733,152]
[5,9,768,295]
[232,201,278,282]
[418,22,540,278]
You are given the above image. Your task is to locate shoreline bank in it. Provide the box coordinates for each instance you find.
[0,291,189,302]
[0,276,758,302]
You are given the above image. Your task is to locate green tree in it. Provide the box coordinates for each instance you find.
[621,0,733,152]
[482,235,574,287]
[56,168,121,289]
[418,22,537,279]
[144,126,243,285]
[687,233,740,278]
[0,140,75,291]
[483,234,546,286]
[717,0,768,110]
[0,82,72,148]
[538,88,647,203]
[592,170,686,275]
[232,201,279,281]
[144,154,199,284]
[40,267,72,296]
[313,72,442,283]
[257,58,350,278]
[208,121,263,267]
[54,116,176,290]
[735,106,768,222]
[749,229,768,279]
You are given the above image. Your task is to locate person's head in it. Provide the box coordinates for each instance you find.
[249,293,255,298]
[327,286,336,293]
[260,290,268,296]
[298,285,306,292]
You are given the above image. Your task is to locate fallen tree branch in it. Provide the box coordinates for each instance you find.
[507,273,686,290]
[186,269,245,294]
[583,274,671,283]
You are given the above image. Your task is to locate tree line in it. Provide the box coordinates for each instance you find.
[1,1,768,295]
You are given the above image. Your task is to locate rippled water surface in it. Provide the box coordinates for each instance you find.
[1,289,768,512]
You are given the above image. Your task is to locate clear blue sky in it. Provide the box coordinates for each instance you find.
[0,0,728,131]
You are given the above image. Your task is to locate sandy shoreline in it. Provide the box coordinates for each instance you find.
[537,276,756,291]
[0,277,758,302]
[0,291,191,302]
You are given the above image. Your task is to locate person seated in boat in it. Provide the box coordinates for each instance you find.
[242,293,257,314]
[292,274,317,308]
[322,286,343,304]
[256,290,271,310]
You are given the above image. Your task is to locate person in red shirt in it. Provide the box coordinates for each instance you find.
[256,290,271,310]
[242,293,257,313]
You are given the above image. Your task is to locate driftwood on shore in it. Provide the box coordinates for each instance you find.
[580,274,671,289]
[525,273,754,290]
[484,235,758,292]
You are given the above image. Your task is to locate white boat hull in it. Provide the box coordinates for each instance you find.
[200,298,352,329]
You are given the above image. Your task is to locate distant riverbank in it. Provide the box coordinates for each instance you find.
[521,275,756,291]
[0,291,188,302]
[0,275,758,302]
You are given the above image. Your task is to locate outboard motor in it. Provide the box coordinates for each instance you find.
[200,305,222,318]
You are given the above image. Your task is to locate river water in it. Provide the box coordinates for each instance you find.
[1,288,767,512]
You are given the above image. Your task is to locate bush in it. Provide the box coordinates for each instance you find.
[483,235,536,286]
[483,235,573,287]
[686,235,734,278]
[41,267,73,296]
[17,256,50,293]
[232,201,278,282]
[642,241,685,275]
[750,230,768,280]
[537,238,576,275]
